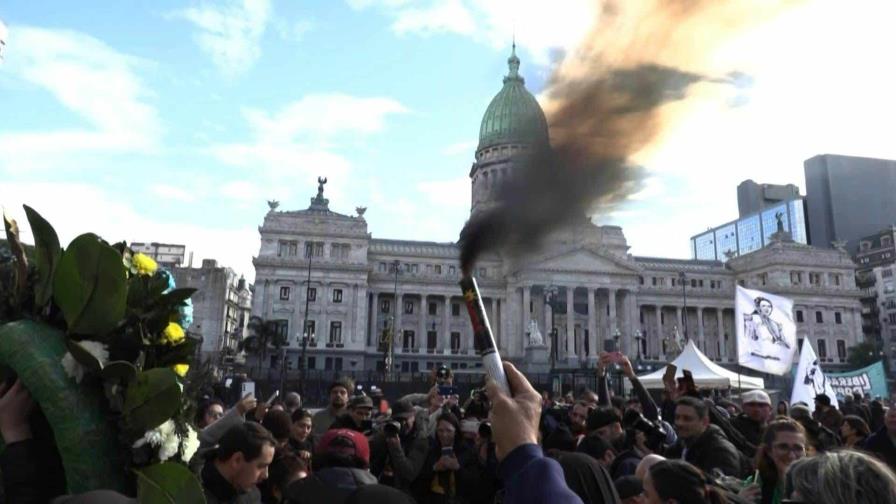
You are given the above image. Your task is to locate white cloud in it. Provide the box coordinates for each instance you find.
[173,0,271,77]
[417,176,469,207]
[0,26,159,172]
[273,18,313,42]
[348,0,596,65]
[150,184,196,203]
[1,182,259,281]
[441,139,477,156]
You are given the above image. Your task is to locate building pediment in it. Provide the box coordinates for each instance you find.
[520,246,642,276]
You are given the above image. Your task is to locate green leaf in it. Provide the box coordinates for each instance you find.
[23,205,61,307]
[102,360,138,384]
[53,233,127,335]
[2,211,28,297]
[123,368,182,432]
[159,288,196,307]
[135,462,206,504]
[65,339,104,373]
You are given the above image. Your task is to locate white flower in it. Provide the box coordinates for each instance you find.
[181,426,200,462]
[133,419,182,461]
[59,341,110,384]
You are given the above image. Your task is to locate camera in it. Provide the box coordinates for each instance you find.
[383,420,401,438]
[623,410,667,451]
[478,420,492,439]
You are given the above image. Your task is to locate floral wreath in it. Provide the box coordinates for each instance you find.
[1,206,205,502]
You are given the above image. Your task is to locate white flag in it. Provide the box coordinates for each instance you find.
[735,286,798,375]
[791,338,839,413]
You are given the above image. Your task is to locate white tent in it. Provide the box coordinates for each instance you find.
[637,341,765,390]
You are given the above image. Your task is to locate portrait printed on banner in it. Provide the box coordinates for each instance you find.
[743,296,792,357]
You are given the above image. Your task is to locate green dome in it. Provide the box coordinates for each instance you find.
[478,45,549,152]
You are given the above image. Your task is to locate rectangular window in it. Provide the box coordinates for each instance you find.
[452,303,461,316]
[401,361,409,372]
[307,357,316,370]
[450,332,461,351]
[833,274,841,286]
[381,299,391,313]
[379,262,387,272]
[652,277,657,286]
[402,330,415,349]
[479,267,487,278]
[449,266,456,275]
[888,313,896,324]
[817,339,828,359]
[305,242,324,258]
[329,321,342,344]
[304,320,316,339]
[427,331,437,350]
[796,310,804,323]
[279,286,290,300]
[278,241,289,257]
[691,279,697,288]
[816,311,823,323]
[332,289,343,303]
[837,339,847,361]
[273,319,289,343]
[404,301,414,314]
[428,302,437,316]
[335,357,343,372]
[307,287,317,302]
[835,312,842,324]
[435,265,442,274]
[325,357,333,371]
[884,269,894,279]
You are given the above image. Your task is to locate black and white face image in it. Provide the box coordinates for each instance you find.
[757,299,773,317]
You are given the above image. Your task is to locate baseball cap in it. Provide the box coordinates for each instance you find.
[741,390,771,406]
[316,428,370,466]
[348,395,374,410]
[390,399,415,419]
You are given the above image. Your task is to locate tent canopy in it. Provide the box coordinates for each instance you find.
[638,341,765,390]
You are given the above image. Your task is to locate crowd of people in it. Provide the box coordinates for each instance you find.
[3,352,896,503]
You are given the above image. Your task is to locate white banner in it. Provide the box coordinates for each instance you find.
[735,286,798,375]
[791,338,839,413]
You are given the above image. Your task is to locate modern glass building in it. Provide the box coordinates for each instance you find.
[691,198,808,261]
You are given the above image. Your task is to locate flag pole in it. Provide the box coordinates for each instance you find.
[737,365,742,394]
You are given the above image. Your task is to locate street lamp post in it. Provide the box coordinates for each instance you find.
[297,255,313,398]
[544,286,559,369]
[613,328,623,396]
[384,259,400,380]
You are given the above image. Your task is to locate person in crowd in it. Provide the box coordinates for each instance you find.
[665,396,743,477]
[869,400,886,432]
[413,412,470,504]
[840,415,871,449]
[486,361,585,504]
[634,454,665,481]
[262,410,294,449]
[344,484,417,504]
[283,392,302,415]
[568,400,592,437]
[258,450,308,504]
[775,401,788,417]
[588,407,642,479]
[643,460,729,504]
[552,452,621,504]
[739,419,806,504]
[285,428,378,504]
[197,398,227,429]
[201,422,276,504]
[192,393,260,473]
[456,420,501,504]
[312,378,353,437]
[288,409,314,461]
[785,450,896,504]
[863,405,896,471]
[577,434,616,467]
[731,391,772,449]
[812,394,843,434]
[614,475,644,504]
[369,399,429,495]
[854,392,872,424]
[370,386,390,418]
[788,403,839,454]
[418,385,463,438]
[330,395,375,434]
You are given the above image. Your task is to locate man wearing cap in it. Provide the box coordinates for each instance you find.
[285,428,378,503]
[731,390,772,449]
[312,378,353,437]
[330,395,375,435]
[369,399,428,496]
[813,394,844,434]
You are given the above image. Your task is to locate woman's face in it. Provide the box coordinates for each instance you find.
[292,417,312,441]
[436,420,456,448]
[202,404,224,428]
[840,422,855,439]
[771,431,806,474]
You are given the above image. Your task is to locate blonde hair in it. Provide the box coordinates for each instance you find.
[787,450,896,504]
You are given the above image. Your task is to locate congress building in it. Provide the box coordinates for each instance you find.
[250,48,864,377]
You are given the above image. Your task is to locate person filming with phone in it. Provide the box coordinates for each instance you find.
[412,412,473,504]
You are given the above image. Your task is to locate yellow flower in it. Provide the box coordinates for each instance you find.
[173,364,189,377]
[162,322,185,345]
[133,253,158,276]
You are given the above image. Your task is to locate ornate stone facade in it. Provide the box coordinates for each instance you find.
[250,50,865,375]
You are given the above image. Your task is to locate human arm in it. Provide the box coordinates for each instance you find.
[386,435,430,483]
[198,393,254,445]
[596,353,611,407]
[620,356,659,421]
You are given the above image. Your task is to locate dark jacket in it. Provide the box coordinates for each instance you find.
[413,440,469,504]
[665,424,744,478]
[369,427,430,494]
[797,418,840,453]
[813,407,844,434]
[201,459,262,504]
[608,449,641,480]
[498,444,584,504]
[731,414,764,448]
[286,466,378,504]
[0,438,66,504]
[864,428,896,472]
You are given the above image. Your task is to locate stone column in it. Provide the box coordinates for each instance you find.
[628,291,639,355]
[522,286,531,345]
[443,296,451,352]
[418,295,427,351]
[655,306,664,360]
[587,288,597,361]
[676,306,682,337]
[608,288,618,341]
[717,308,726,360]
[697,307,705,352]
[567,287,576,357]
[490,298,500,350]
[499,296,510,355]
[395,293,403,348]
[369,291,379,347]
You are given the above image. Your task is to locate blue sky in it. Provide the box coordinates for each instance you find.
[3,1,896,280]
